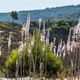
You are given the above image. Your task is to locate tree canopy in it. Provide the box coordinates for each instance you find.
[10,11,18,23]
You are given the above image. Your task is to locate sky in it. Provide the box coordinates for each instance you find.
[0,0,80,12]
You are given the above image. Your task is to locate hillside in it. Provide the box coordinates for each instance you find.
[0,20,78,68]
[0,5,80,24]
[0,20,78,51]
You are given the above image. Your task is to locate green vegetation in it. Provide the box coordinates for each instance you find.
[0,19,77,78]
[0,5,80,24]
[3,29,62,78]
[50,20,70,43]
[10,11,18,23]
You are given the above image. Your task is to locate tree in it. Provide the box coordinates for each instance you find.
[10,11,18,23]
[50,20,70,43]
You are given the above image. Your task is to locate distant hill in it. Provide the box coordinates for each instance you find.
[0,5,80,24]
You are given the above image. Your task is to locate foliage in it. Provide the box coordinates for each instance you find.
[4,50,19,77]
[45,46,62,77]
[10,11,18,23]
[4,29,62,77]
[5,50,19,67]
[50,20,70,43]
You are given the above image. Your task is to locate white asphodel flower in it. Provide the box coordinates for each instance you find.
[40,62,43,69]
[31,33,35,46]
[21,23,25,37]
[53,38,56,45]
[18,41,23,53]
[54,46,56,55]
[41,34,45,42]
[50,42,53,51]
[25,14,30,36]
[31,38,34,46]
[41,20,45,42]
[8,32,12,49]
[28,44,31,57]
[67,43,71,51]
[43,47,45,52]
[71,60,73,67]
[63,52,66,58]
[46,29,50,45]
[39,18,42,30]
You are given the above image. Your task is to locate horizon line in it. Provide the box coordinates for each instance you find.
[0,4,80,13]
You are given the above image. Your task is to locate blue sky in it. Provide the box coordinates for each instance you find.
[0,0,80,12]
